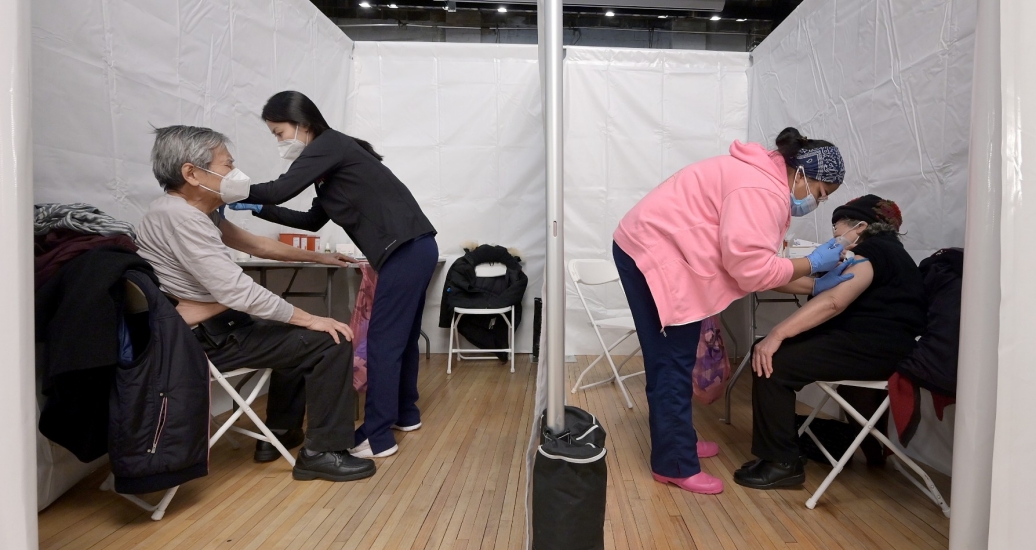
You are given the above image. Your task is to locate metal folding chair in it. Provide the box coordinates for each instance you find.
[798,379,951,518]
[568,259,643,409]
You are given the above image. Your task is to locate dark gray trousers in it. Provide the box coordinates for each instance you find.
[197,319,356,453]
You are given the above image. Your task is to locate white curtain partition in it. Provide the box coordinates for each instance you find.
[31,0,354,511]
[745,0,977,476]
[2,0,37,544]
[344,42,546,355]
[563,47,750,356]
[988,0,1036,546]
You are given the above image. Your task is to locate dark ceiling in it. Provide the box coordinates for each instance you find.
[309,0,805,50]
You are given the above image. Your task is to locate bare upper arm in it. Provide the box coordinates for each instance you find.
[821,257,874,311]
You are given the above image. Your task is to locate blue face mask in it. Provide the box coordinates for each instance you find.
[790,167,819,217]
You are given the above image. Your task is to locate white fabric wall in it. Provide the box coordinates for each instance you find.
[31,0,354,510]
[747,0,977,476]
[2,0,38,544]
[563,47,750,355]
[345,42,546,354]
[33,0,353,227]
[989,0,1036,545]
[748,0,975,261]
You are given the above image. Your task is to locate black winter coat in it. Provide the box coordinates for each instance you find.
[439,245,528,354]
[35,248,209,494]
[895,248,963,397]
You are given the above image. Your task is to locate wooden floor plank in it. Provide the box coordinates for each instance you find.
[38,353,950,549]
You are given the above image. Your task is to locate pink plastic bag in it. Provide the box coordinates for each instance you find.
[692,315,731,405]
[349,263,377,393]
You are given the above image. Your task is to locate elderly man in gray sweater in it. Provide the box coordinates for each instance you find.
[136,125,374,483]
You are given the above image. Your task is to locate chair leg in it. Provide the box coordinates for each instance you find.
[509,309,515,374]
[101,472,180,521]
[211,367,295,466]
[804,384,886,511]
[447,314,457,374]
[721,351,752,424]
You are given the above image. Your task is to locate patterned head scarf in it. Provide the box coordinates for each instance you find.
[789,145,845,186]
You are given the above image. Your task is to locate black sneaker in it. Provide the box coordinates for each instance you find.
[293,449,376,482]
[733,459,806,490]
[254,428,306,463]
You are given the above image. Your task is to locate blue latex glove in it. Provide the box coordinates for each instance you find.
[812,261,854,295]
[805,237,845,274]
[227,202,262,213]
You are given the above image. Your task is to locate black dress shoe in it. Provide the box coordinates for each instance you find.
[293,449,376,482]
[740,454,807,470]
[254,428,305,463]
[734,459,805,490]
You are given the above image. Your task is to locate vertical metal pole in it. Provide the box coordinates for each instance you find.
[948,0,1001,546]
[542,0,566,434]
[0,0,38,545]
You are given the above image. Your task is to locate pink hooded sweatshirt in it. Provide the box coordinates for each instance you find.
[613,141,796,327]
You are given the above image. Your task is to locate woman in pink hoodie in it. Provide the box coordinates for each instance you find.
[612,127,850,494]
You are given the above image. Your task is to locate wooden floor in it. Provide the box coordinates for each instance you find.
[38,354,951,549]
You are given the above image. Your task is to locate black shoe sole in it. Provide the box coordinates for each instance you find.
[740,456,808,470]
[292,466,377,482]
[733,472,806,490]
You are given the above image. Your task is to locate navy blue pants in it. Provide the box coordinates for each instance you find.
[355,235,438,453]
[613,242,703,478]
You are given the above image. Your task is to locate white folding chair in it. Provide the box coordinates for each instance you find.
[797,379,951,518]
[100,282,295,520]
[568,259,643,409]
[446,262,516,374]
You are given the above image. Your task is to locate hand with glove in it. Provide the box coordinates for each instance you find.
[227,203,262,213]
[805,238,845,274]
[812,261,853,295]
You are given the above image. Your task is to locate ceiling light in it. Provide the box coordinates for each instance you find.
[498,7,507,13]
[658,15,668,19]
[736,18,747,22]
[605,11,615,17]
[710,15,721,21]
[359,1,370,7]
[389,3,398,7]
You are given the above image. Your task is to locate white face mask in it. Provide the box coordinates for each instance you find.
[197,166,252,204]
[834,221,864,248]
[277,125,307,161]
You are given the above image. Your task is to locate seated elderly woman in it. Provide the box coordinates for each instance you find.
[733,195,926,490]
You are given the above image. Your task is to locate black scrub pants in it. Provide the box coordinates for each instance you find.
[197,320,357,453]
[613,241,704,479]
[750,327,915,463]
[355,234,439,454]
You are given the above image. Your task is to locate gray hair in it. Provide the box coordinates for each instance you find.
[150,125,230,191]
[838,218,903,241]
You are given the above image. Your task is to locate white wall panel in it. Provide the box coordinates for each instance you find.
[748,0,976,262]
[563,47,750,356]
[345,42,546,354]
[33,0,353,231]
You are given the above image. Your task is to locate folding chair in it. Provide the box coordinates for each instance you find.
[446,261,516,374]
[568,259,643,409]
[797,379,951,518]
[100,281,295,520]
